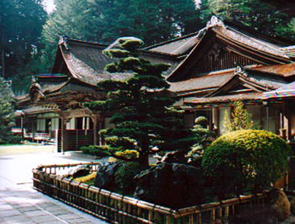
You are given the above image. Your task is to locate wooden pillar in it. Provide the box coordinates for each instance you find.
[61,117,67,153]
[21,116,24,139]
[212,107,219,135]
[92,115,98,146]
[283,100,291,141]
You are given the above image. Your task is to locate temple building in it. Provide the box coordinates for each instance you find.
[15,16,295,152]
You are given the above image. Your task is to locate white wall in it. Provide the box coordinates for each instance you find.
[66,118,76,129]
[37,119,46,131]
[51,118,59,130]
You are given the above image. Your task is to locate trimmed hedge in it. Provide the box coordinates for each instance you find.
[202,130,290,196]
[80,145,109,157]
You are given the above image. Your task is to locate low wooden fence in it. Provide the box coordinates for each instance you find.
[33,163,267,224]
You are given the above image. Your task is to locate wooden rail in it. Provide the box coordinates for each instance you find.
[33,163,267,224]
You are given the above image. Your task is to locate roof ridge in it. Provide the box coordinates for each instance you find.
[144,32,199,51]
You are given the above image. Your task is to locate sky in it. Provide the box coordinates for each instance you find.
[42,0,202,13]
[42,0,55,13]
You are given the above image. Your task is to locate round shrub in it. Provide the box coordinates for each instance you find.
[114,162,142,193]
[202,130,290,196]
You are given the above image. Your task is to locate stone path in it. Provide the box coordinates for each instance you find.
[0,185,106,223]
[0,147,108,224]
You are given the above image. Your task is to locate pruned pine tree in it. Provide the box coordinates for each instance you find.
[85,38,192,168]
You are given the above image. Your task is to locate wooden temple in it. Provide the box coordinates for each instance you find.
[146,16,295,140]
[15,16,295,151]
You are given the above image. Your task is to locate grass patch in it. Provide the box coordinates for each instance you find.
[0,144,55,156]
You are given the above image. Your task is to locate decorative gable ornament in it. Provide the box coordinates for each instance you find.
[206,16,225,28]
[234,65,244,75]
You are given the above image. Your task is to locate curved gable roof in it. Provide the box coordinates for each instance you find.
[52,37,180,86]
[167,17,293,82]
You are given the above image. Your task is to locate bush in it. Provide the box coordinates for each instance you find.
[114,162,142,193]
[194,116,208,128]
[80,145,109,157]
[114,150,139,159]
[202,130,290,197]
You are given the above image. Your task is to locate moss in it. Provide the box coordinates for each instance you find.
[115,150,139,159]
[74,172,96,183]
[202,130,290,196]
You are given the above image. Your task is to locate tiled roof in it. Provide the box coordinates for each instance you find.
[169,66,287,96]
[186,92,264,104]
[218,26,290,59]
[169,72,233,93]
[145,34,199,56]
[57,38,180,86]
[22,105,61,115]
[248,63,295,77]
[167,17,293,82]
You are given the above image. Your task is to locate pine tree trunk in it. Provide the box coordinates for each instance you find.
[138,144,150,169]
[138,153,149,169]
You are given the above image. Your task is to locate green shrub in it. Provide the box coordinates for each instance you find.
[80,145,110,157]
[202,130,290,197]
[115,150,139,159]
[194,116,208,128]
[115,162,143,192]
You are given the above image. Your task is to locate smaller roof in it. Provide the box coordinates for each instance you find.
[145,34,199,56]
[22,104,60,115]
[169,71,233,95]
[248,63,295,77]
[185,92,263,105]
[263,81,295,99]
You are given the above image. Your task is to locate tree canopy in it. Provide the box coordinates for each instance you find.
[41,0,101,71]
[0,77,17,144]
[206,0,295,40]
[90,0,204,45]
[0,0,46,92]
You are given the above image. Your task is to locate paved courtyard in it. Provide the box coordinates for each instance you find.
[0,145,109,224]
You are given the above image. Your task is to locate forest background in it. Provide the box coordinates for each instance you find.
[1,0,295,95]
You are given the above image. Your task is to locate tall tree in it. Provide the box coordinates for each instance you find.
[91,0,204,45]
[41,0,101,71]
[0,0,46,81]
[205,0,295,40]
[85,37,192,168]
[0,77,17,144]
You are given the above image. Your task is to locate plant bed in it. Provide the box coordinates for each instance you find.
[33,163,268,224]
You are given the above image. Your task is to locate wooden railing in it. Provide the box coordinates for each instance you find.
[33,163,267,224]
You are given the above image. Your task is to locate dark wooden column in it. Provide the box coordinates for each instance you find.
[61,117,67,153]
[283,100,291,141]
[92,115,98,146]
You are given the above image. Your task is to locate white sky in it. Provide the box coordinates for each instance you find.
[42,0,201,13]
[42,0,55,13]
